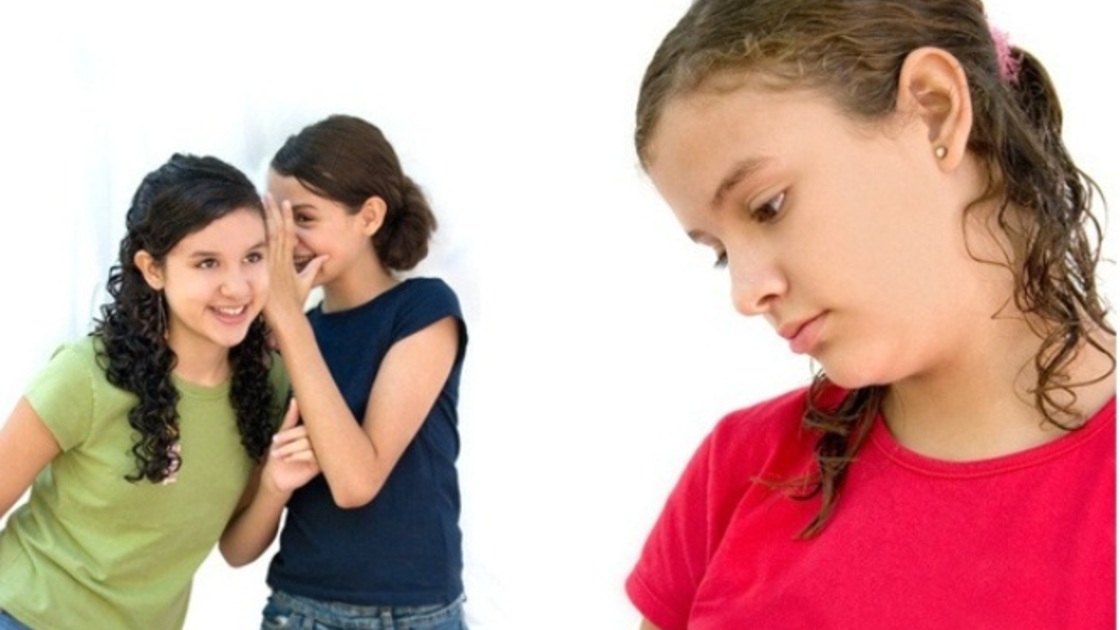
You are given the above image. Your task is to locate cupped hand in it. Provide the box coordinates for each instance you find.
[263,398,320,495]
[262,193,328,324]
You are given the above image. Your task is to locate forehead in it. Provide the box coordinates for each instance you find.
[267,170,322,202]
[645,85,857,208]
[171,207,264,254]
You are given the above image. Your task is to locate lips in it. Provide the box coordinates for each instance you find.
[211,304,250,324]
[778,313,825,355]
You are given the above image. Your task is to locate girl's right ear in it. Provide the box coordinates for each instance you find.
[133,250,165,290]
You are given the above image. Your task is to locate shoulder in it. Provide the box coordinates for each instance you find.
[706,387,817,469]
[23,336,116,449]
[29,336,103,387]
[391,277,467,342]
[661,386,819,519]
[398,277,461,313]
[626,387,820,629]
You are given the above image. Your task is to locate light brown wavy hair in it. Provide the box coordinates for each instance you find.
[636,0,1114,536]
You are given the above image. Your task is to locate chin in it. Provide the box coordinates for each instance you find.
[818,360,893,391]
[212,327,254,349]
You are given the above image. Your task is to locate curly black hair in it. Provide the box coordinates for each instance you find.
[93,153,278,483]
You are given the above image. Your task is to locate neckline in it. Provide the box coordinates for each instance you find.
[314,277,415,318]
[869,395,1115,478]
[171,373,231,400]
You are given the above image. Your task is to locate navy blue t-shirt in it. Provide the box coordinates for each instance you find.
[267,277,468,606]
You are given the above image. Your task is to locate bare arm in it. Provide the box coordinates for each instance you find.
[219,400,319,566]
[271,311,459,508]
[0,398,61,518]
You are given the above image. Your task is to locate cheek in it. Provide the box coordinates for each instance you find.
[293,226,318,248]
[250,266,270,294]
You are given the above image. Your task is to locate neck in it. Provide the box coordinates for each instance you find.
[166,333,232,387]
[882,320,1115,461]
[321,250,398,313]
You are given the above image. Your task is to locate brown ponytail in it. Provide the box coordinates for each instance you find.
[271,114,438,272]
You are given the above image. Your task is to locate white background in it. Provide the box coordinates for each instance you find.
[0,1,1114,628]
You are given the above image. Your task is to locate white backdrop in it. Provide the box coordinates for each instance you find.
[0,2,1114,629]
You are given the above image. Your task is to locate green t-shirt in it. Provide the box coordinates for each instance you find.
[0,336,288,630]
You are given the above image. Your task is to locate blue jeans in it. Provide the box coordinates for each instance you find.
[260,590,467,630]
[0,610,32,630]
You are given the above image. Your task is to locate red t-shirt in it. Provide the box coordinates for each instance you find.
[627,388,1116,630]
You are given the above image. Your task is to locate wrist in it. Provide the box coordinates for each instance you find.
[259,475,294,504]
[266,307,311,347]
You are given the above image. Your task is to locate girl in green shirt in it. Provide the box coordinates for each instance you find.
[0,154,318,630]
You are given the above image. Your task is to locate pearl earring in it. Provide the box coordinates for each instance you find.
[934,145,948,159]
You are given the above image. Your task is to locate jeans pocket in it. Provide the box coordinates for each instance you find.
[261,599,299,630]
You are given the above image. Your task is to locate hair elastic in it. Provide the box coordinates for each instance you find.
[989,25,1021,84]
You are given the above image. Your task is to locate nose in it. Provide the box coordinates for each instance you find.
[220,268,252,300]
[728,250,786,317]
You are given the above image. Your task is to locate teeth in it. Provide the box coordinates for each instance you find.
[215,306,246,316]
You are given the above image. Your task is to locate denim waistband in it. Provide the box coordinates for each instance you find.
[269,590,465,628]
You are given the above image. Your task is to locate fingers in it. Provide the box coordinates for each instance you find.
[264,194,296,265]
[263,193,281,239]
[272,437,315,461]
[278,398,300,431]
[271,425,315,460]
[297,255,331,293]
[272,400,316,462]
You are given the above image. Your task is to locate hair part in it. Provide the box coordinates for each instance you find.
[637,0,1114,537]
[94,153,279,483]
[271,114,437,271]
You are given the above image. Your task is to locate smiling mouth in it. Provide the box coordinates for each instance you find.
[213,305,248,317]
[293,257,312,272]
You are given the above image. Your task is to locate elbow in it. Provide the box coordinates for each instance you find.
[219,543,253,568]
[329,479,385,510]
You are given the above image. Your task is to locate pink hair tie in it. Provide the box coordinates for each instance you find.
[989,25,1020,84]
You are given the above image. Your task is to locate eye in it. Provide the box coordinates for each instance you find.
[751,191,786,222]
[245,251,264,264]
[293,212,312,225]
[197,258,218,269]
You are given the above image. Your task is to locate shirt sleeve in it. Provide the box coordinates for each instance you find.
[626,433,717,630]
[23,341,96,451]
[394,279,467,347]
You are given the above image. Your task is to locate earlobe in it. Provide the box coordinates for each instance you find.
[896,46,973,170]
[358,196,387,237]
[133,250,165,290]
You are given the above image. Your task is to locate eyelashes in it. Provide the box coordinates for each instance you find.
[750,191,785,222]
[193,251,265,269]
[709,190,786,269]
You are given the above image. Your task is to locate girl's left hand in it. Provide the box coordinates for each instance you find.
[263,398,320,495]
[263,193,328,324]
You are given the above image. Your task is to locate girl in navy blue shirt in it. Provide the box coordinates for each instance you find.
[235,114,468,630]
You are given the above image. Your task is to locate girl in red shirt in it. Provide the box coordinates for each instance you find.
[627,1,1115,628]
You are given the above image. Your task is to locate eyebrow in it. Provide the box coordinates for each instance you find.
[187,240,267,258]
[709,156,771,210]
